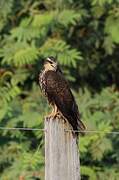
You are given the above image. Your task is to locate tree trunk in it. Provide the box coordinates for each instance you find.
[45,115,80,180]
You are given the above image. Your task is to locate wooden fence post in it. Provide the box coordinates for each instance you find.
[45,115,80,180]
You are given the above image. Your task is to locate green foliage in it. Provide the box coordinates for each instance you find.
[91,0,113,6]
[0,0,119,179]
[40,38,82,67]
[57,9,82,26]
[105,13,119,43]
[0,0,14,31]
[81,166,97,180]
[0,42,39,67]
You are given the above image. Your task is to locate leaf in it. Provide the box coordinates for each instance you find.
[105,15,119,43]
[57,9,81,26]
[0,41,39,67]
[81,166,97,180]
[91,0,113,6]
[11,17,40,42]
[32,12,54,27]
[14,46,39,67]
[40,38,83,67]
[0,0,13,19]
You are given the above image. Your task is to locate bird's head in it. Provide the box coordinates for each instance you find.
[43,57,58,71]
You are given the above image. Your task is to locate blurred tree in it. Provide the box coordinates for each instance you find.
[0,0,119,179]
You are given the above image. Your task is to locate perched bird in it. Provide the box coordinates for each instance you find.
[39,57,86,135]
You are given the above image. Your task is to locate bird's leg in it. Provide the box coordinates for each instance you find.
[46,105,55,118]
[53,104,58,118]
[46,104,58,119]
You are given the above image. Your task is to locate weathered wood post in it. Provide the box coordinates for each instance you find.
[45,115,80,180]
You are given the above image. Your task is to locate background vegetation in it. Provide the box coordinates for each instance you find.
[0,0,119,179]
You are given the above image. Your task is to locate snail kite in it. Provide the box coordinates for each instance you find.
[39,57,86,135]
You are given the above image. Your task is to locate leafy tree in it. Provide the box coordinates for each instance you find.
[0,0,119,179]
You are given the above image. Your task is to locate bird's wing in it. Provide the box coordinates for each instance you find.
[45,70,86,133]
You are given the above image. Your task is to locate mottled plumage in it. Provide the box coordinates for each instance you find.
[39,57,86,135]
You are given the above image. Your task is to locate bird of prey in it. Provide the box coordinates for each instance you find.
[39,57,86,135]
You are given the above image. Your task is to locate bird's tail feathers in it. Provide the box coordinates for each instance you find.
[77,119,86,135]
[78,119,86,131]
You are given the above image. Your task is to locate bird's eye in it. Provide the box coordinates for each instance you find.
[48,60,53,64]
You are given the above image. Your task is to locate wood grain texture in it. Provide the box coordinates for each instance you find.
[45,115,80,180]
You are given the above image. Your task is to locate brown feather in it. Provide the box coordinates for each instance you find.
[41,70,86,135]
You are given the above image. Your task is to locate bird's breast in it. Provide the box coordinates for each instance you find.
[39,70,47,96]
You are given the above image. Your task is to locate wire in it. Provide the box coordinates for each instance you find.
[64,129,119,134]
[0,127,46,131]
[0,126,118,134]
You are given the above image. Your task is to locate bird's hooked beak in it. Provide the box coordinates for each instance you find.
[44,57,58,71]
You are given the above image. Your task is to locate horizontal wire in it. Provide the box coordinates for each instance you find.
[64,129,119,134]
[0,126,118,134]
[0,127,46,131]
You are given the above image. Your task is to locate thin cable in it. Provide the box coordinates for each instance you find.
[0,127,46,131]
[64,129,119,134]
[0,126,118,134]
